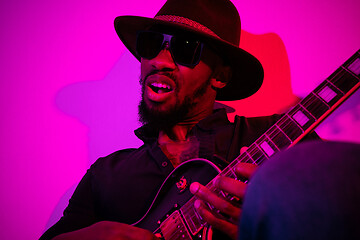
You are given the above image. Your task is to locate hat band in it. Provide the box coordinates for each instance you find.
[154,15,219,38]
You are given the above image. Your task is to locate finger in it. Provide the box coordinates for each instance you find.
[213,176,247,199]
[190,182,240,219]
[116,223,158,240]
[235,162,258,179]
[194,200,238,240]
[240,146,249,154]
[92,221,159,240]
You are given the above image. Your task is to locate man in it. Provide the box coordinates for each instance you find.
[40,0,319,239]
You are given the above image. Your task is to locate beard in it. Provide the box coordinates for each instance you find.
[138,75,212,131]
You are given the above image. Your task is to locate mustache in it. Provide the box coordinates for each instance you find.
[141,70,177,84]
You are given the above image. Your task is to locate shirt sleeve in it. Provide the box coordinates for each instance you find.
[39,169,96,240]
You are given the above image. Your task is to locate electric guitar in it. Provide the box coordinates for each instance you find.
[132,49,360,240]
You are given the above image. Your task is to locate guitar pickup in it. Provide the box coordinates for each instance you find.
[159,210,193,240]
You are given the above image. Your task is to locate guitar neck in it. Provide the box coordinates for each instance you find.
[177,49,360,236]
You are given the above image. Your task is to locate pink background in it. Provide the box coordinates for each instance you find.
[0,0,359,239]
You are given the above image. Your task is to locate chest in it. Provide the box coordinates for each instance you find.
[159,136,200,167]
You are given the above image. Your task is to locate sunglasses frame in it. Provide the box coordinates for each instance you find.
[136,31,204,67]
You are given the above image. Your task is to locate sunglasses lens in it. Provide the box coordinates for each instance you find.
[136,31,164,59]
[136,31,203,67]
[171,36,203,66]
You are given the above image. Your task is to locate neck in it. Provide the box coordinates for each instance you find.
[158,125,192,143]
[158,124,201,168]
[159,106,213,142]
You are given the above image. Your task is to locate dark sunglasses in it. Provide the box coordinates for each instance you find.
[136,31,204,67]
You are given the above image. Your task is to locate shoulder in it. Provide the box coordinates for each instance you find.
[235,114,281,131]
[231,114,281,147]
[90,145,149,171]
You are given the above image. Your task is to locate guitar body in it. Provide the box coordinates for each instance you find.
[134,158,226,239]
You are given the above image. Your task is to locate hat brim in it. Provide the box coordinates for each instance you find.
[114,15,263,101]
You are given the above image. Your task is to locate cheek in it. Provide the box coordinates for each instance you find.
[140,59,150,79]
[194,62,213,79]
[179,64,213,88]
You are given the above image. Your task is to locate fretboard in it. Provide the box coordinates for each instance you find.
[161,49,360,238]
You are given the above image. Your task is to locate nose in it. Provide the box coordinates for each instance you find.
[150,43,176,70]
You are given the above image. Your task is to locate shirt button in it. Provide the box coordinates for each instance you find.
[162,161,168,167]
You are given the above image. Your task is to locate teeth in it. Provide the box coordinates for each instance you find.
[151,82,172,90]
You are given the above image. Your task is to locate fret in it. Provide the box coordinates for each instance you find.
[328,67,359,93]
[247,144,268,165]
[288,104,316,131]
[317,84,338,103]
[221,167,237,179]
[298,103,316,120]
[344,52,360,77]
[313,80,344,107]
[222,168,236,179]
[221,161,239,179]
[206,182,222,197]
[237,151,256,164]
[253,141,267,157]
[346,63,360,77]
[206,176,226,199]
[266,125,292,149]
[277,114,303,141]
[299,92,329,119]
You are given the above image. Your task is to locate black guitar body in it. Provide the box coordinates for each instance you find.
[133,158,223,239]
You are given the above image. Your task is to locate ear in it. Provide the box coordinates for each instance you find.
[211,65,232,89]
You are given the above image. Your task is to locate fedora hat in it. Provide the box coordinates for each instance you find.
[114,0,263,101]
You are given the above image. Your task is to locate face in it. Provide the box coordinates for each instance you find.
[138,36,220,128]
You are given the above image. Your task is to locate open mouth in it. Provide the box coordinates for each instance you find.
[144,74,176,102]
[149,82,173,94]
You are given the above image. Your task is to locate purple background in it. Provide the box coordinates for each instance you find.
[0,0,359,239]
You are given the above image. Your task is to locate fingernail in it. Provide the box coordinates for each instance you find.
[190,182,200,194]
[194,199,201,209]
[235,164,243,173]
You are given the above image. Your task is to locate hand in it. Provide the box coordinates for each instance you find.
[190,162,257,240]
[52,221,159,240]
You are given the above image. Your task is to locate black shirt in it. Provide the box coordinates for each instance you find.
[40,109,314,240]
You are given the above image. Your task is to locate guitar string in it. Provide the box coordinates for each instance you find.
[159,212,188,239]
[161,211,196,240]
[219,114,305,178]
[181,199,200,232]
[162,224,189,240]
[224,115,301,173]
[175,146,267,228]
[331,65,353,89]
[301,92,328,119]
[159,197,203,237]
